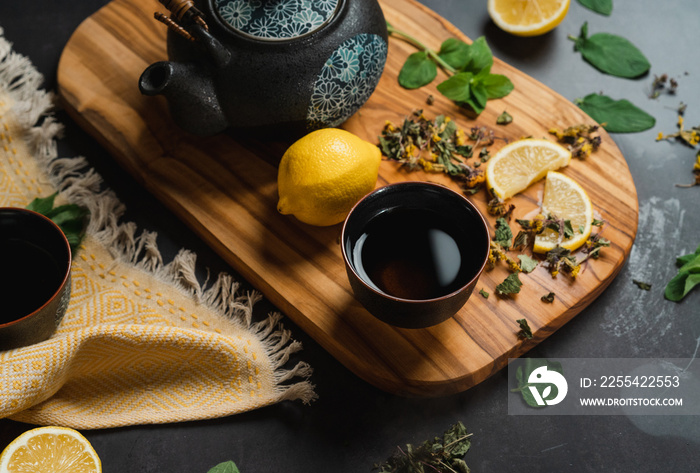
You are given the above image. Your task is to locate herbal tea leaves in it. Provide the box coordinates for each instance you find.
[665,244,700,302]
[576,0,613,16]
[26,193,89,255]
[570,22,650,78]
[494,217,513,249]
[207,461,241,473]
[518,255,538,273]
[516,319,533,339]
[496,272,522,296]
[374,421,473,473]
[576,93,655,133]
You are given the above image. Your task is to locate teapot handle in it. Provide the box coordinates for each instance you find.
[191,24,231,69]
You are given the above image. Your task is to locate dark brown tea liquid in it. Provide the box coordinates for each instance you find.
[0,238,63,324]
[351,208,483,300]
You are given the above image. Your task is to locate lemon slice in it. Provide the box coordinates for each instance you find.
[487,0,570,37]
[533,171,593,253]
[485,138,571,200]
[0,426,101,473]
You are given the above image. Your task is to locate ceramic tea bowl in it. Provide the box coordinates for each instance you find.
[341,182,490,329]
[0,208,71,350]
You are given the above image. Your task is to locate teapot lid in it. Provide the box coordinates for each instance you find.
[214,0,342,41]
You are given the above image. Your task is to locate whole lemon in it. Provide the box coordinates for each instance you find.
[277,128,381,226]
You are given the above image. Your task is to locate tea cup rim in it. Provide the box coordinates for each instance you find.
[0,207,72,328]
[340,181,491,304]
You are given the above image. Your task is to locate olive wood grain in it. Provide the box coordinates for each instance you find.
[56,0,638,396]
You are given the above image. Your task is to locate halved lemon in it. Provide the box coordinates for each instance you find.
[533,171,593,253]
[485,138,571,200]
[487,0,571,37]
[0,426,101,473]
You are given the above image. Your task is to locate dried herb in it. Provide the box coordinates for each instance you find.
[581,233,611,260]
[516,319,533,339]
[387,22,513,115]
[577,0,613,15]
[545,246,580,278]
[575,93,655,133]
[496,272,523,296]
[664,244,700,302]
[479,289,489,299]
[518,255,538,273]
[26,193,89,255]
[494,217,513,249]
[569,22,650,78]
[648,73,678,99]
[549,124,602,159]
[633,280,652,291]
[207,461,240,473]
[486,196,515,218]
[656,114,700,147]
[541,292,556,303]
[656,112,700,188]
[379,111,486,191]
[373,421,473,473]
[497,110,513,125]
[488,241,521,272]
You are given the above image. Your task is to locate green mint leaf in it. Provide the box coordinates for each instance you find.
[25,195,89,255]
[518,255,538,273]
[496,272,522,295]
[471,82,488,110]
[398,51,437,89]
[571,24,650,78]
[577,0,613,15]
[541,292,555,303]
[438,38,471,69]
[665,253,700,301]
[26,193,57,215]
[516,319,533,339]
[481,74,514,99]
[494,217,513,249]
[463,95,486,115]
[479,288,489,299]
[676,245,700,267]
[576,93,655,133]
[437,72,473,102]
[207,461,240,473]
[462,36,493,74]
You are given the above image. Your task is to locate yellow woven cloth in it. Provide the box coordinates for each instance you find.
[0,30,315,429]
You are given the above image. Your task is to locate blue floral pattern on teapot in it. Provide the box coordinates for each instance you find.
[307,33,387,129]
[215,0,341,39]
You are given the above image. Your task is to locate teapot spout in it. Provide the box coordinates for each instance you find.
[139,61,228,136]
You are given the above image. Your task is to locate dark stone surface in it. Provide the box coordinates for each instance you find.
[1,1,699,471]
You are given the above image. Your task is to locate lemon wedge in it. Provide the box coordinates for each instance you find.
[0,426,101,473]
[485,138,571,200]
[487,0,571,37]
[533,171,593,253]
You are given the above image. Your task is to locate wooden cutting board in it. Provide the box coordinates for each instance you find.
[57,0,638,396]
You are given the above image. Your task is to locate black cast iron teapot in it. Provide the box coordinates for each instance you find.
[139,0,388,136]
